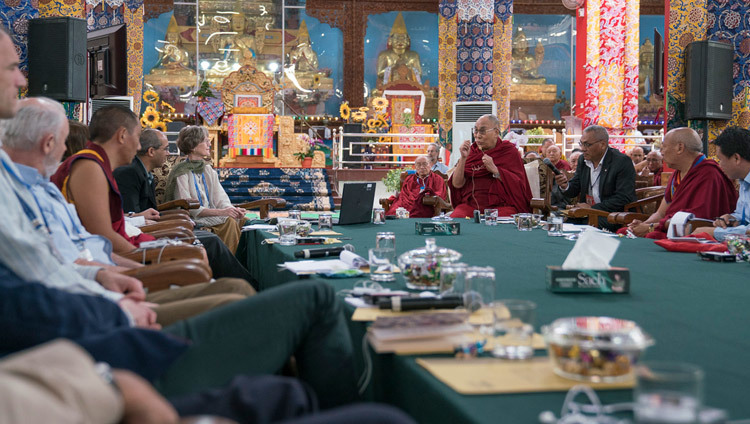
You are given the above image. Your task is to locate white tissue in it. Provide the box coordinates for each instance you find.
[667,211,695,239]
[340,250,368,268]
[561,229,620,270]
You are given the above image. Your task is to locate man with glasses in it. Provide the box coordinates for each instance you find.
[449,114,532,218]
[554,125,637,230]
[385,155,447,218]
[642,150,664,186]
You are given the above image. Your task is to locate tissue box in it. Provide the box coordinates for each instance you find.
[415,222,460,236]
[546,266,630,293]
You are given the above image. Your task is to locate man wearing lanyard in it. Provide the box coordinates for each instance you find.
[692,126,750,240]
[627,127,737,238]
[554,125,637,231]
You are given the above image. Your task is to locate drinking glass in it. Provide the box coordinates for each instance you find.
[464,266,496,336]
[634,362,703,424]
[368,247,396,282]
[547,212,564,236]
[375,232,396,251]
[288,209,302,220]
[277,219,297,246]
[516,213,533,231]
[491,299,536,360]
[484,209,498,226]
[439,262,467,294]
[372,207,386,224]
[318,213,333,231]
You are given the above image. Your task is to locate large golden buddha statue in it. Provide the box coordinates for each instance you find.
[288,20,318,74]
[282,20,334,103]
[376,13,423,89]
[226,14,260,66]
[145,16,196,87]
[511,28,546,85]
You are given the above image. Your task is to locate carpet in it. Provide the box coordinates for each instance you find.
[218,167,333,211]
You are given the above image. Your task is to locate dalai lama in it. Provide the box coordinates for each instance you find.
[386,156,447,218]
[449,114,532,218]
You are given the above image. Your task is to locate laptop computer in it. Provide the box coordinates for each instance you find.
[335,182,377,225]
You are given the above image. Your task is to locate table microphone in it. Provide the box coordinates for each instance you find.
[542,158,562,176]
[377,292,482,313]
[294,244,354,259]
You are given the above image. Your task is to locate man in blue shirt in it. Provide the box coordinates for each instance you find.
[693,126,750,240]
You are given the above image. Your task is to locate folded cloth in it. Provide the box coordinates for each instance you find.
[653,233,727,253]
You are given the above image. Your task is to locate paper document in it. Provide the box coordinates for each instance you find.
[242,224,277,231]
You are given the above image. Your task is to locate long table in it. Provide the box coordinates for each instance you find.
[236,219,750,423]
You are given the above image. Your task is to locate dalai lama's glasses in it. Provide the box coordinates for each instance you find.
[472,127,498,135]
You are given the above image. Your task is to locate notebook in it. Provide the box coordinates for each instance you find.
[335,182,377,225]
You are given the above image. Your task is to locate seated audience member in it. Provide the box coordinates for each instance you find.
[449,114,532,217]
[627,127,737,238]
[568,149,582,172]
[385,156,447,218]
[546,145,572,171]
[643,150,664,185]
[0,340,415,424]
[64,120,87,160]
[114,128,256,283]
[554,125,637,231]
[427,142,448,174]
[165,125,247,253]
[629,146,645,165]
[1,98,255,326]
[524,151,539,160]
[539,139,554,158]
[52,106,156,252]
[692,126,750,240]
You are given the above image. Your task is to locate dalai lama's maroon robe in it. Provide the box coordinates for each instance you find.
[449,139,532,218]
[646,156,737,239]
[52,142,156,247]
[386,172,447,218]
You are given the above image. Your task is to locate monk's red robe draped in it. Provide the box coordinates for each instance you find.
[386,172,447,218]
[449,139,532,218]
[52,142,155,247]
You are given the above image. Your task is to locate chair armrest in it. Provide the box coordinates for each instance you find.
[565,207,611,227]
[121,259,211,292]
[235,198,287,219]
[623,194,663,214]
[158,199,199,211]
[530,198,559,215]
[146,228,195,242]
[608,212,650,225]
[422,195,452,216]
[120,244,207,267]
[159,210,191,221]
[141,220,194,233]
[379,197,394,211]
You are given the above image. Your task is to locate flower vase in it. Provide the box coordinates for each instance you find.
[302,157,313,168]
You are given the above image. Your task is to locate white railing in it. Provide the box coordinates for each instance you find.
[332,127,439,168]
[561,129,664,155]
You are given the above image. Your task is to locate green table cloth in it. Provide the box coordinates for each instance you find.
[237,219,750,423]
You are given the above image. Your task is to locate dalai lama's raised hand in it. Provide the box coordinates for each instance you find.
[460,140,471,160]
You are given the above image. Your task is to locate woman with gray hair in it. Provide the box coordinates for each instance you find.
[165,125,246,252]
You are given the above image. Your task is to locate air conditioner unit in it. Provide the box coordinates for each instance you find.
[450,101,497,167]
[89,95,134,119]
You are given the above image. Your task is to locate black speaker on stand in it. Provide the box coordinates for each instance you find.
[685,40,733,153]
[27,17,87,102]
[342,123,363,168]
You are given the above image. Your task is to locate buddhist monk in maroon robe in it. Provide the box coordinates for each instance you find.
[449,115,532,218]
[386,156,447,218]
[627,127,738,239]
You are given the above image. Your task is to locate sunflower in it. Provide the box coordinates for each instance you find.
[367,118,380,129]
[351,111,367,122]
[313,74,321,87]
[378,136,391,143]
[366,128,377,134]
[372,97,388,110]
[339,102,350,121]
[160,100,175,113]
[376,113,389,128]
[141,106,160,127]
[143,90,159,105]
[358,107,369,112]
[153,121,168,132]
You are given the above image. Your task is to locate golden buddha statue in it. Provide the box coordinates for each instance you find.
[639,39,655,103]
[376,13,423,88]
[511,29,546,85]
[288,20,319,74]
[145,16,196,87]
[282,20,334,100]
[226,14,259,67]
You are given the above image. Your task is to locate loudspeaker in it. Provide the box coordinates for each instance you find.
[685,40,733,120]
[342,123,364,168]
[27,17,87,102]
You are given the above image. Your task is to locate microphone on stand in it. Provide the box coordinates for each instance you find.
[294,244,355,259]
[377,292,484,313]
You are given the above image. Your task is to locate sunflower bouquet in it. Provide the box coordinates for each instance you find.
[140,90,174,132]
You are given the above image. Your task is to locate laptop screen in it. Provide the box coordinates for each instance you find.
[336,182,376,225]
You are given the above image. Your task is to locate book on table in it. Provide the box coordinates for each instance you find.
[367,312,473,354]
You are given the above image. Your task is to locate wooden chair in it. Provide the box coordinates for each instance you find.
[530,163,574,217]
[120,243,208,268]
[566,185,667,227]
[379,171,451,216]
[120,258,212,292]
[236,198,287,219]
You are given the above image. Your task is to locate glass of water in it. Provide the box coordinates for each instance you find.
[491,299,536,360]
[516,213,533,231]
[372,207,386,224]
[464,266,495,336]
[368,247,396,282]
[318,213,333,231]
[547,212,564,236]
[484,209,498,226]
[439,262,467,295]
[288,209,302,220]
[375,232,396,250]
[634,361,703,424]
[277,219,297,246]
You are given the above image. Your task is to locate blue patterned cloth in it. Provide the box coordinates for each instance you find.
[706,1,750,100]
[218,168,334,211]
[0,0,39,75]
[456,15,494,101]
